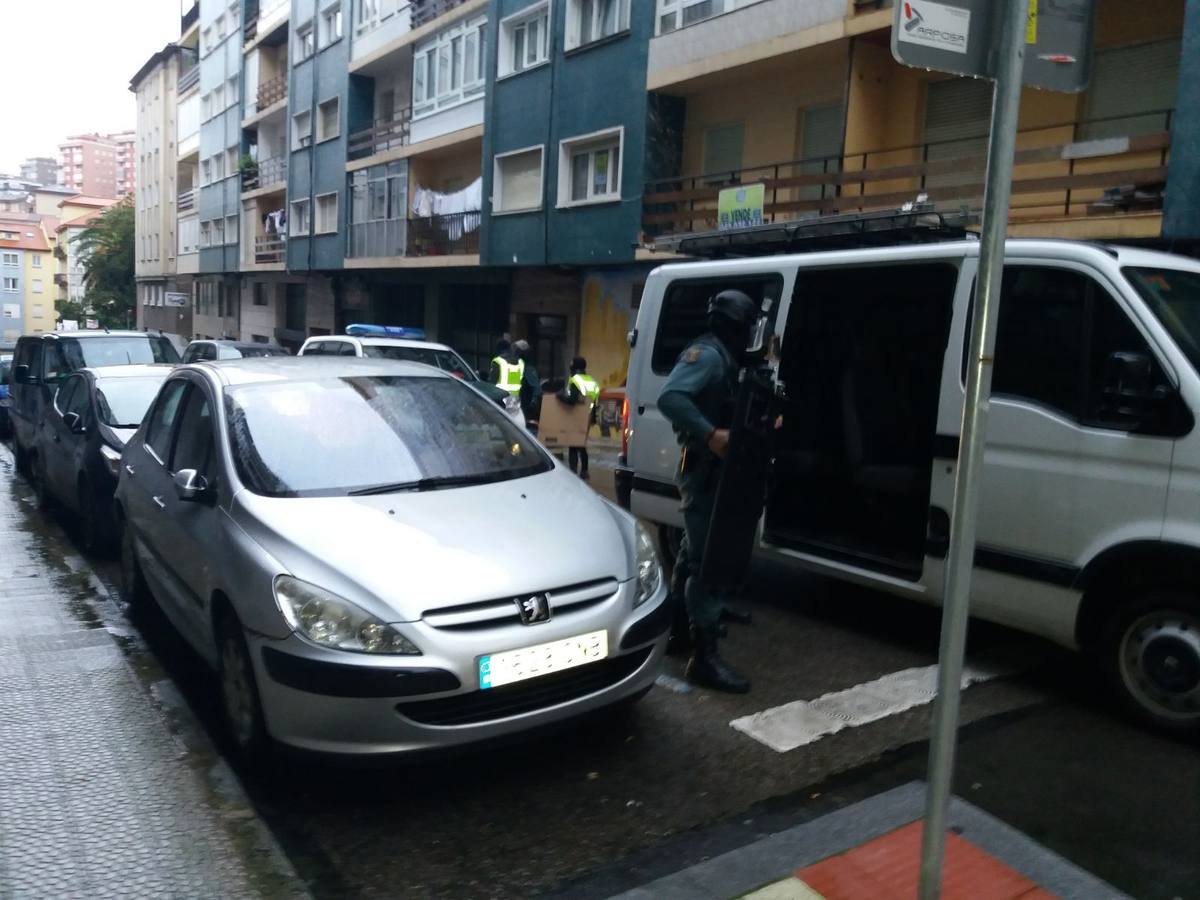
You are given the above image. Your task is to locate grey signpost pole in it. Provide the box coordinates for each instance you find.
[916,1,1030,898]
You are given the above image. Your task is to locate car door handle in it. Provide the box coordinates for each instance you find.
[125,465,135,477]
[152,496,166,510]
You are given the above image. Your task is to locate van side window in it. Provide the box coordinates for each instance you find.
[651,276,783,375]
[984,266,1171,431]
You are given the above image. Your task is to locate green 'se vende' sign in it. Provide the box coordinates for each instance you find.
[718,184,765,231]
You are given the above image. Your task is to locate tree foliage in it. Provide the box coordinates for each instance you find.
[72,199,135,329]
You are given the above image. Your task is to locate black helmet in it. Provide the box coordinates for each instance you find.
[708,289,757,328]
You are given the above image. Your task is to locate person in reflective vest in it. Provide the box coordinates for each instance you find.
[559,356,599,480]
[512,340,542,432]
[489,339,524,396]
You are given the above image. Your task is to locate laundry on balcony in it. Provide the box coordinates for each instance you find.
[410,178,483,232]
[262,208,287,237]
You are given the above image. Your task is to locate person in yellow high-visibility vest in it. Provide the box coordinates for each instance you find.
[488,338,524,397]
[559,356,600,480]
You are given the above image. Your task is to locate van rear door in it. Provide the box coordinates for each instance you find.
[626,270,787,528]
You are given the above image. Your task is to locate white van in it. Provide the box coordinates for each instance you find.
[618,239,1200,731]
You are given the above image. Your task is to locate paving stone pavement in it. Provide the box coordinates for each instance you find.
[0,451,308,900]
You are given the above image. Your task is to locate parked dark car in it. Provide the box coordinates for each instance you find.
[181,340,289,363]
[0,355,12,439]
[27,364,173,552]
[9,331,180,477]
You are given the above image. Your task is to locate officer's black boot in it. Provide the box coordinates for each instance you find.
[720,605,753,626]
[685,626,750,694]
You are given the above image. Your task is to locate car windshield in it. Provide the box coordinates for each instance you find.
[63,336,180,368]
[95,376,170,428]
[1125,267,1200,374]
[362,344,477,380]
[234,346,288,358]
[225,375,551,497]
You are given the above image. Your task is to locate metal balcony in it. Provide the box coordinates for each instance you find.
[406,210,480,257]
[255,235,285,264]
[177,65,200,94]
[256,74,287,112]
[347,107,412,160]
[411,0,470,29]
[177,189,196,211]
[241,157,287,192]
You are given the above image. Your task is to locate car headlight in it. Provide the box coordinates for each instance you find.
[633,522,663,608]
[273,576,421,655]
[100,443,122,479]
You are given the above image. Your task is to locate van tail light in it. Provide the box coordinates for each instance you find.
[621,397,630,459]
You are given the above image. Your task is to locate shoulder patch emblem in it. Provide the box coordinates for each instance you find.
[685,348,702,364]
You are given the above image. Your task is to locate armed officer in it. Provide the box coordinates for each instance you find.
[657,289,759,694]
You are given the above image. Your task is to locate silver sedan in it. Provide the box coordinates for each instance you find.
[114,357,668,756]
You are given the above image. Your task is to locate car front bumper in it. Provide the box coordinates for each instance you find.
[248,581,669,755]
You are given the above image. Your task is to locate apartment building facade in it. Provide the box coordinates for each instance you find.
[20,158,59,187]
[0,217,55,340]
[136,0,1198,386]
[58,133,137,199]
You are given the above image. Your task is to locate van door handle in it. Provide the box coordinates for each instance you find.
[637,405,645,415]
[152,496,166,510]
[124,465,135,477]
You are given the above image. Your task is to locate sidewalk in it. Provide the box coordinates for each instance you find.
[604,783,1129,900]
[0,452,307,899]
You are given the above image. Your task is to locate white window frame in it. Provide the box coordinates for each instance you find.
[290,199,311,236]
[412,14,487,120]
[1,253,17,267]
[654,0,764,35]
[2,277,18,292]
[499,2,551,79]
[557,126,623,208]
[225,214,239,245]
[31,279,43,294]
[316,97,341,143]
[296,21,316,60]
[319,1,343,47]
[32,254,41,268]
[293,110,313,149]
[565,0,630,51]
[315,192,339,234]
[492,145,545,215]
[201,158,213,185]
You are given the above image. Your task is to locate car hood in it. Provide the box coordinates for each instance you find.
[231,466,634,623]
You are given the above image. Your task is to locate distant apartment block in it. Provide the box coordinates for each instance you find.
[58,132,138,199]
[19,157,59,187]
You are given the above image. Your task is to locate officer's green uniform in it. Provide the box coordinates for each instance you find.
[657,333,739,631]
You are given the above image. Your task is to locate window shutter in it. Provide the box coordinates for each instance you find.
[703,123,744,177]
[1083,39,1180,139]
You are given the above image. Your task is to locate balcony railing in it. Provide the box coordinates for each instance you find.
[643,110,1175,238]
[407,210,480,256]
[255,235,285,264]
[242,156,287,192]
[348,108,412,160]
[411,0,469,28]
[178,64,200,93]
[53,273,67,287]
[348,219,406,259]
[177,188,196,211]
[256,74,287,112]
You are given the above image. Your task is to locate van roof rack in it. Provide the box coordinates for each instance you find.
[645,204,979,259]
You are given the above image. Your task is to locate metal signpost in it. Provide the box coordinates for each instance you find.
[891,2,1095,898]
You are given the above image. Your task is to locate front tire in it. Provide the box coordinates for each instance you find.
[1105,589,1200,734]
[78,479,110,556]
[217,611,269,759]
[29,453,50,510]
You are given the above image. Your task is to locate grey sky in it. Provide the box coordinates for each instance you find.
[1,0,181,175]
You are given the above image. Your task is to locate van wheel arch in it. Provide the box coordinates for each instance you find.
[1076,541,1200,650]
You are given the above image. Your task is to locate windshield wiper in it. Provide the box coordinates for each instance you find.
[347,473,498,496]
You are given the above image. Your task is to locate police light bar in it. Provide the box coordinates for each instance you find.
[345,323,427,340]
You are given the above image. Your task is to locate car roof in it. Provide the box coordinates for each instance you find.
[191,339,283,348]
[307,335,455,352]
[83,364,175,379]
[188,355,448,386]
[23,330,157,341]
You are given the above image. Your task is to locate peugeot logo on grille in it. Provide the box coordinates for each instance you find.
[516,593,551,625]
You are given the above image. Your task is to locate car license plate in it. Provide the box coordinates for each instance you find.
[479,630,608,690]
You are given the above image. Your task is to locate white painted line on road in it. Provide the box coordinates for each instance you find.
[655,674,694,694]
[729,663,1010,753]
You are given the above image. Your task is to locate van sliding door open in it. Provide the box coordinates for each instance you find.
[762,262,959,580]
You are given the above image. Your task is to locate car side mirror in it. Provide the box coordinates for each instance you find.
[62,411,87,434]
[173,468,210,502]
[14,364,36,385]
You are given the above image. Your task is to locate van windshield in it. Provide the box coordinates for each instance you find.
[1125,267,1200,374]
[63,336,181,369]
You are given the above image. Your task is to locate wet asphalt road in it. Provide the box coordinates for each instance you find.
[9,446,1198,900]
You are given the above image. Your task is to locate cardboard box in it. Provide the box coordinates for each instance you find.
[538,396,591,448]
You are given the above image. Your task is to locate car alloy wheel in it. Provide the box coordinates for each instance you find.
[218,613,267,756]
[1118,606,1200,726]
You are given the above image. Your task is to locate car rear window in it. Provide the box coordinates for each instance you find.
[362,344,475,379]
[96,376,171,428]
[225,375,551,497]
[64,336,180,369]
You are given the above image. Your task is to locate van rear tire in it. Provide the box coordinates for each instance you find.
[1104,588,1200,735]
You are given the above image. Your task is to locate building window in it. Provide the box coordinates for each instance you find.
[213,218,225,245]
[500,3,550,78]
[227,75,239,111]
[493,146,544,213]
[201,158,212,185]
[2,278,17,292]
[347,161,408,258]
[293,110,313,149]
[290,199,311,236]
[33,303,43,317]
[225,214,239,245]
[316,192,339,233]
[201,26,213,54]
[254,283,269,306]
[558,127,622,206]
[226,147,239,177]
[31,278,43,294]
[565,0,630,51]
[296,21,315,61]
[412,15,487,120]
[31,254,41,268]
[1,253,17,267]
[319,2,343,47]
[317,97,340,143]
[655,0,764,34]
